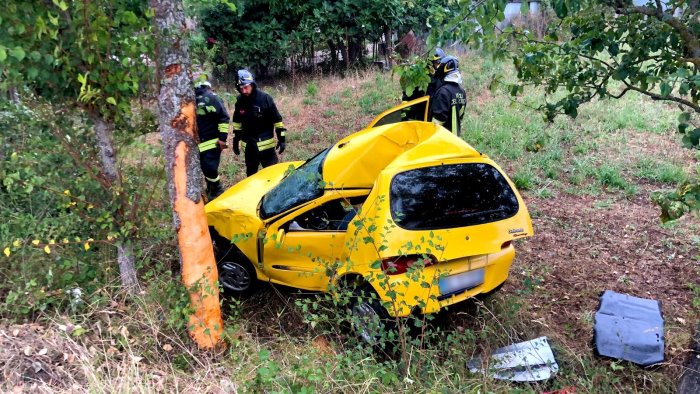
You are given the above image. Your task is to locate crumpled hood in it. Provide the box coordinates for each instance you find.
[205,161,302,242]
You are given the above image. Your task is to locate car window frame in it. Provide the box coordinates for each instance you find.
[366,96,430,128]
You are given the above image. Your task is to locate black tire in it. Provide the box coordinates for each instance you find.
[218,258,257,295]
[348,284,394,346]
[213,239,258,296]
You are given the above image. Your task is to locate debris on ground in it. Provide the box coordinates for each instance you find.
[594,290,664,366]
[467,336,559,382]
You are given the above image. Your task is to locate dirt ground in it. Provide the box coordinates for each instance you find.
[511,187,699,367]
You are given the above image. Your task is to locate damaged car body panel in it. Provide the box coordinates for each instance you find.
[206,112,533,317]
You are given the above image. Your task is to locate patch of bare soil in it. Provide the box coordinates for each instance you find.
[0,324,85,392]
[511,189,699,367]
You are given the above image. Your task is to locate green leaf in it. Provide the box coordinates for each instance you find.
[10,47,25,61]
[682,128,700,148]
[520,1,529,15]
[53,0,68,11]
[106,97,117,105]
[660,82,672,97]
[0,47,6,62]
[48,12,59,26]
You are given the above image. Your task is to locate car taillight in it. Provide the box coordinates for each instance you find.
[501,241,512,249]
[381,254,437,275]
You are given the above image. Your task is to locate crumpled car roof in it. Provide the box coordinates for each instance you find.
[322,121,482,189]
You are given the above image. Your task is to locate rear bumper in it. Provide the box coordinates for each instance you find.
[373,245,515,317]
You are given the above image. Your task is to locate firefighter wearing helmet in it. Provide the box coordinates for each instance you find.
[430,55,467,136]
[194,78,230,199]
[400,48,446,121]
[231,69,287,176]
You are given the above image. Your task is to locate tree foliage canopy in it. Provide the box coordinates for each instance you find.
[499,0,700,220]
[192,0,450,79]
[1,0,154,122]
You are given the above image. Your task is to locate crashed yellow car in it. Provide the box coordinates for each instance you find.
[206,98,533,332]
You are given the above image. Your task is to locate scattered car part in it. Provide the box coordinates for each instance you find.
[593,290,664,366]
[467,336,559,382]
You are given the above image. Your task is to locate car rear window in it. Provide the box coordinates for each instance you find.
[390,163,519,230]
[260,149,328,219]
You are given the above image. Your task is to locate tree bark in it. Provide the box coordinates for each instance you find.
[342,32,350,69]
[90,112,119,185]
[90,108,139,292]
[151,0,224,349]
[384,26,393,68]
[117,242,138,289]
[327,39,338,69]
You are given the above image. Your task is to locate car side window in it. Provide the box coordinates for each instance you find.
[286,197,365,232]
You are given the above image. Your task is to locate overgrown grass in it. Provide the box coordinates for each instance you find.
[2,52,697,393]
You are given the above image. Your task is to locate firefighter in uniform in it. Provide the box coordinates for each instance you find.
[195,80,230,199]
[401,48,445,121]
[231,70,287,176]
[429,55,467,136]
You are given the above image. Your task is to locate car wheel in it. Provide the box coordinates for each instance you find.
[218,259,257,295]
[348,285,393,345]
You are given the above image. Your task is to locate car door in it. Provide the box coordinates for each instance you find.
[261,190,369,291]
[366,96,430,128]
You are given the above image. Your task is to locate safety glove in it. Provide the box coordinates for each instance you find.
[232,137,241,155]
[276,136,286,154]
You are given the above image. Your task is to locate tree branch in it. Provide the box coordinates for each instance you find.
[612,3,700,60]
[623,80,700,113]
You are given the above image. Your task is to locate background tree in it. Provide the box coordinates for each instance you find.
[193,0,449,80]
[1,0,157,290]
[151,0,224,349]
[497,0,700,220]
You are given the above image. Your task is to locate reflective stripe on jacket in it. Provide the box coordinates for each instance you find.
[195,89,230,151]
[430,82,466,136]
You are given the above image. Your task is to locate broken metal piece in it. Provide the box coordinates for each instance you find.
[468,336,559,382]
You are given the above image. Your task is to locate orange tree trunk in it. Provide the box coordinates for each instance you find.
[151,0,223,349]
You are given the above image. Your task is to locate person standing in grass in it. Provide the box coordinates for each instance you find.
[194,79,230,199]
[430,55,467,136]
[231,69,287,176]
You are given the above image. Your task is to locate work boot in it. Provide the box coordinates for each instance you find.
[206,180,223,200]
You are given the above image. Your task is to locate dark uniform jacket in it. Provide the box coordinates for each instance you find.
[430,81,467,136]
[401,76,442,121]
[195,89,230,152]
[232,88,285,152]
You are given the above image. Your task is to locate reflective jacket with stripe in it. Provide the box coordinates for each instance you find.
[232,88,286,152]
[430,82,466,135]
[195,89,230,152]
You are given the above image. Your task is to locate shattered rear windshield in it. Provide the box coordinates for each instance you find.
[260,149,328,219]
[390,163,519,230]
